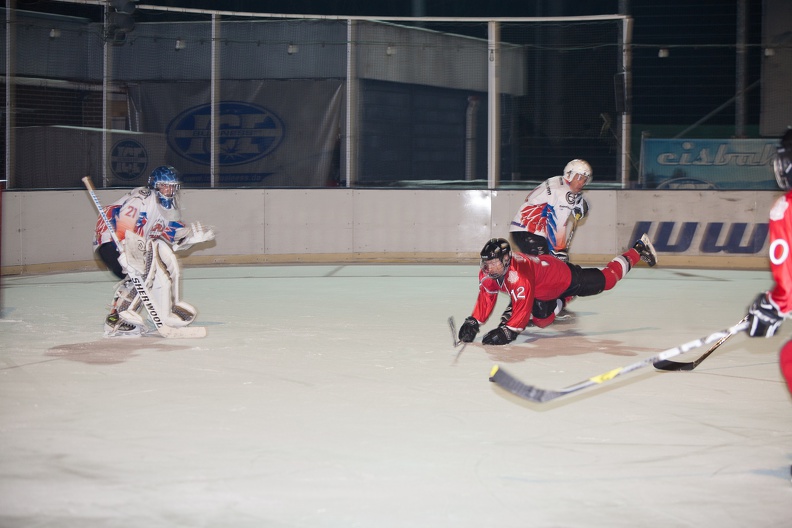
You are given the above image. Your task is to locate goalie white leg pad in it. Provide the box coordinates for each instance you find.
[119,307,146,327]
[145,239,199,328]
[168,300,197,327]
[111,279,136,311]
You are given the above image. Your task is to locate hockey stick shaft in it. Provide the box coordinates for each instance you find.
[82,177,205,338]
[653,316,747,371]
[448,316,462,347]
[564,215,579,250]
[489,319,751,403]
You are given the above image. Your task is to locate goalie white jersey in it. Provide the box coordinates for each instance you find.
[93,186,185,251]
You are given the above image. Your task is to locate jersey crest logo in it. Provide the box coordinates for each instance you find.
[507,270,519,284]
[167,101,285,166]
[111,139,148,182]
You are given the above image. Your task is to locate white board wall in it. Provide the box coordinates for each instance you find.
[0,189,782,274]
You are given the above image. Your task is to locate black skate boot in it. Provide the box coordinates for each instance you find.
[633,233,658,267]
[104,310,142,337]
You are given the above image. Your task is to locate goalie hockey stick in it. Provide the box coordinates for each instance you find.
[82,177,206,338]
[488,318,750,403]
[652,315,747,371]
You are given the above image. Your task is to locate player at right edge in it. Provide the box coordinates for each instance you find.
[743,128,792,482]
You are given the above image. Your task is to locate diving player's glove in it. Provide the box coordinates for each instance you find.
[458,317,480,343]
[482,325,517,345]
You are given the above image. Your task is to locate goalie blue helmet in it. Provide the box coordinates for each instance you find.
[148,165,181,209]
[480,238,512,279]
[774,128,792,191]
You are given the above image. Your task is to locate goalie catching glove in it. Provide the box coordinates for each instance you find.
[173,222,216,252]
[747,292,786,337]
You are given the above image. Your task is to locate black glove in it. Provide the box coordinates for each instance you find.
[550,249,569,262]
[482,326,517,345]
[747,292,784,337]
[572,195,588,220]
[458,316,480,343]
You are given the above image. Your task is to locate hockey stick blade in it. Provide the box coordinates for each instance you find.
[448,317,463,347]
[488,319,750,403]
[448,316,468,363]
[653,316,747,371]
[157,325,207,338]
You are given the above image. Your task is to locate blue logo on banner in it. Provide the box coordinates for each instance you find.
[111,139,148,181]
[167,101,285,166]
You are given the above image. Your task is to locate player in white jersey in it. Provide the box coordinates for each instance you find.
[93,165,215,337]
[743,128,792,481]
[509,159,591,262]
[501,159,592,324]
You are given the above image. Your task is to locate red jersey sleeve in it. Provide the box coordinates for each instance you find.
[471,272,499,325]
[768,193,792,314]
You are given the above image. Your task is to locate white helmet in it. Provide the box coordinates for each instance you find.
[563,159,593,185]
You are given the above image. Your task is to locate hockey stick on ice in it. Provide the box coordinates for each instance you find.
[448,316,463,347]
[653,315,747,371]
[82,177,206,338]
[448,316,468,362]
[488,318,750,403]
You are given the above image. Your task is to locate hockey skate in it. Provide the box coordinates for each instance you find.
[633,233,658,267]
[104,311,142,338]
[555,297,576,322]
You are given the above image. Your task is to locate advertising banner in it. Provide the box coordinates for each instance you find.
[640,138,778,190]
[129,79,344,187]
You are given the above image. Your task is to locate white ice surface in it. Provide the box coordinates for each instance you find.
[0,265,790,528]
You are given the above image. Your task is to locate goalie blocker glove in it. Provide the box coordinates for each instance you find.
[458,316,480,343]
[747,292,785,337]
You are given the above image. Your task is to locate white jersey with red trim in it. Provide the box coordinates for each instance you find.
[767,191,792,314]
[93,186,185,250]
[509,175,580,251]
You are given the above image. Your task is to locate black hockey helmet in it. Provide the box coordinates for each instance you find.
[480,238,512,279]
[774,128,792,191]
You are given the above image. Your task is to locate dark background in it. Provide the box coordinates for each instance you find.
[17,0,765,134]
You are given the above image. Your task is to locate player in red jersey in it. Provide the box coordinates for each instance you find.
[745,128,792,397]
[458,234,658,345]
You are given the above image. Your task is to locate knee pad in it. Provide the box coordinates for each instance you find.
[532,298,562,320]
